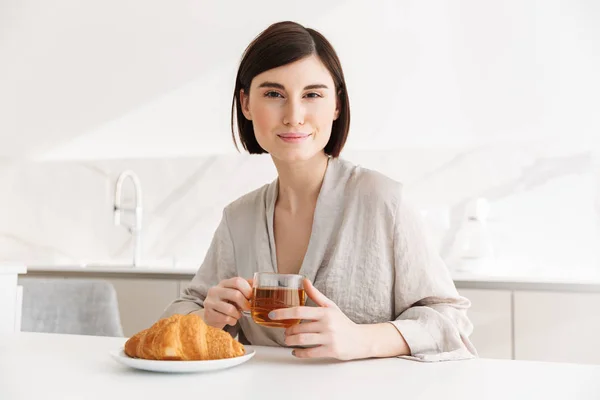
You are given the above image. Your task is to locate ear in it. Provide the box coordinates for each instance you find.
[333,90,341,121]
[240,89,252,120]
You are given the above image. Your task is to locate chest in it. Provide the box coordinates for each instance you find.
[273,207,314,275]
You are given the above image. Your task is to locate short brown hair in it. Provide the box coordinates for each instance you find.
[231,21,350,157]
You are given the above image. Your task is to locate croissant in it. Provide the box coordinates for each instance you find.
[124,314,245,361]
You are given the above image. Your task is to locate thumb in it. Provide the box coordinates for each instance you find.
[303,279,337,308]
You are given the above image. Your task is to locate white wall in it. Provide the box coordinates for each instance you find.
[1,146,597,276]
[1,0,598,160]
[1,1,599,274]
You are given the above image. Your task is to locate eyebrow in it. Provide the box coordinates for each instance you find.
[257,81,329,90]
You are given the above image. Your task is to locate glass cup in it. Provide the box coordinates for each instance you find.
[243,272,306,328]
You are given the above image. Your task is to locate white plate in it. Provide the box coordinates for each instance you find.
[109,347,255,373]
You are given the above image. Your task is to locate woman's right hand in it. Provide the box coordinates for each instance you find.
[203,277,252,330]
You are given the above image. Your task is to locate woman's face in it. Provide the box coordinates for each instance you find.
[241,55,340,163]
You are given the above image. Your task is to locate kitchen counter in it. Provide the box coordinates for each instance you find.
[2,332,599,400]
[21,263,600,292]
[451,270,600,292]
[0,265,27,275]
[26,263,192,275]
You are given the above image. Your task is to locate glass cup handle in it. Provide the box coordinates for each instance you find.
[243,277,254,317]
[241,295,252,317]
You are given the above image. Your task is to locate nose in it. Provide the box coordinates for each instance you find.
[282,98,305,126]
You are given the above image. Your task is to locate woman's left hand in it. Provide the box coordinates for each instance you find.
[268,279,370,360]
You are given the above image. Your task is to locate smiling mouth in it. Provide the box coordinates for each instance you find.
[277,133,312,142]
[277,133,311,138]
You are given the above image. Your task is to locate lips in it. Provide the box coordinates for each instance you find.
[277,133,311,139]
[277,133,312,143]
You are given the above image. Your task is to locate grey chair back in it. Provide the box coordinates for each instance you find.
[20,278,124,337]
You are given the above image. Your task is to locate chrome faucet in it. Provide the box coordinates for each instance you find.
[114,170,143,266]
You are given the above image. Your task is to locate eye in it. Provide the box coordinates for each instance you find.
[265,91,283,98]
[305,92,322,99]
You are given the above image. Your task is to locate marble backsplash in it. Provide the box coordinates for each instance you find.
[1,142,598,277]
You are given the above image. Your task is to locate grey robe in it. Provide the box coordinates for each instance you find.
[162,157,477,362]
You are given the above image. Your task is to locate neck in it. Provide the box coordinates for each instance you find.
[273,153,330,214]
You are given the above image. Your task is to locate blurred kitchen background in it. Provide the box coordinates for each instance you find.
[1,0,600,364]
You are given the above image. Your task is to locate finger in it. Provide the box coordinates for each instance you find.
[222,277,253,299]
[219,287,251,311]
[293,346,331,359]
[211,300,242,320]
[204,308,237,327]
[285,333,326,347]
[285,322,322,336]
[268,306,325,321]
[204,298,241,321]
[303,279,337,308]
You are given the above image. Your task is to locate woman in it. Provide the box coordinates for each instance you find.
[162,21,477,362]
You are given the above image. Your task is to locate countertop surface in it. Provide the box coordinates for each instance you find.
[2,332,600,400]
[0,265,27,275]
[20,262,600,291]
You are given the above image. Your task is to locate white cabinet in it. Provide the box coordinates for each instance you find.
[107,278,178,337]
[514,291,600,365]
[0,266,27,334]
[458,289,513,359]
[17,270,600,365]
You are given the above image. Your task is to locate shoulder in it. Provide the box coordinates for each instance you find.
[335,157,404,209]
[222,183,271,223]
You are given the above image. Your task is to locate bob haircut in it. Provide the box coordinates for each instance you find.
[231,21,350,157]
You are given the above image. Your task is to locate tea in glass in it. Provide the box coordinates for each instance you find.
[248,273,306,328]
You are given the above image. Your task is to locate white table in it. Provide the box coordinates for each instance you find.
[1,332,600,399]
